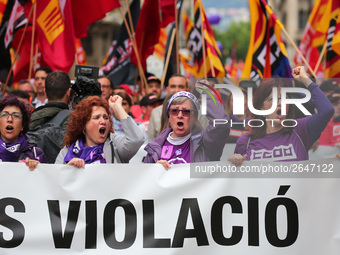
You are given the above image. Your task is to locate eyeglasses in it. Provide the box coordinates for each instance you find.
[169,108,192,117]
[0,111,23,120]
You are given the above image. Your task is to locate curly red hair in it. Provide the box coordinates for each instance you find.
[63,96,113,147]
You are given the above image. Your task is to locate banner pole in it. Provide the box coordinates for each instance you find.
[281,26,320,83]
[313,40,327,75]
[175,1,180,73]
[199,1,207,79]
[28,1,37,80]
[119,7,147,90]
[161,28,177,89]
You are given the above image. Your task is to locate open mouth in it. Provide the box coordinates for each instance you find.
[99,127,106,136]
[276,109,284,119]
[6,126,14,131]
[177,122,184,127]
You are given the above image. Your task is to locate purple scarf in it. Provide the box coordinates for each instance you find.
[64,138,106,164]
[0,135,27,162]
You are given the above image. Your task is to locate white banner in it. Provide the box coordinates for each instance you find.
[0,160,340,254]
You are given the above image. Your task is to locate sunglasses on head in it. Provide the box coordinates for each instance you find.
[169,108,192,117]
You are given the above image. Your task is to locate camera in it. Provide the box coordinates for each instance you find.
[71,65,102,106]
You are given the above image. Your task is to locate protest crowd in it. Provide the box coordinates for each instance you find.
[1,0,340,169]
[1,1,340,254]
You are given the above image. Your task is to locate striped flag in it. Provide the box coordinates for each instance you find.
[333,12,340,56]
[242,0,291,83]
[75,38,86,65]
[325,0,340,78]
[153,28,167,60]
[5,0,26,48]
[181,0,226,78]
[100,0,140,86]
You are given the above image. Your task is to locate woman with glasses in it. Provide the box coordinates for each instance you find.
[228,66,334,166]
[0,96,48,170]
[144,82,230,170]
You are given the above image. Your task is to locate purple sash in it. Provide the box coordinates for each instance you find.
[64,139,106,164]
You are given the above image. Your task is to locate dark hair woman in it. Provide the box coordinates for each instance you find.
[0,96,47,170]
[228,66,334,166]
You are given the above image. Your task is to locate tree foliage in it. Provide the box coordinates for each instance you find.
[214,21,250,62]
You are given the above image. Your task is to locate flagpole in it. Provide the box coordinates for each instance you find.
[199,1,207,79]
[119,7,147,89]
[175,1,180,73]
[161,28,177,89]
[125,0,135,37]
[34,44,39,71]
[313,40,327,75]
[28,1,37,80]
[2,4,35,95]
[124,0,146,96]
[281,26,319,83]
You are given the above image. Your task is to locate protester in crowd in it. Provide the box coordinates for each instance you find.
[134,93,162,135]
[228,66,334,166]
[319,79,340,97]
[28,71,71,163]
[145,75,162,97]
[9,90,31,106]
[17,79,36,103]
[29,71,71,130]
[239,79,258,93]
[136,93,162,122]
[318,93,340,147]
[111,91,147,144]
[144,81,230,170]
[148,74,190,142]
[98,75,114,101]
[112,91,134,135]
[32,66,52,109]
[55,95,144,167]
[225,87,250,144]
[0,96,48,170]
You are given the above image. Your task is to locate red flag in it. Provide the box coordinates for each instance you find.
[11,26,41,82]
[70,0,121,38]
[160,0,183,28]
[24,0,75,73]
[293,0,331,76]
[0,0,8,25]
[130,0,161,71]
[160,0,175,27]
